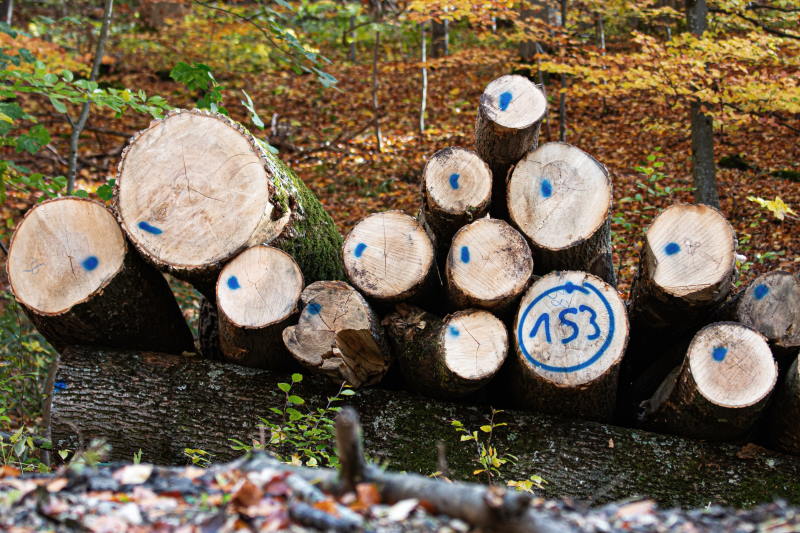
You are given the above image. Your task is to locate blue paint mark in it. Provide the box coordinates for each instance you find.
[558,308,579,345]
[138,221,163,235]
[354,243,367,258]
[579,304,601,340]
[540,179,553,198]
[529,313,552,343]
[664,242,681,256]
[54,380,68,391]
[460,246,470,264]
[754,284,769,300]
[712,346,728,362]
[498,91,513,111]
[227,276,241,290]
[307,302,322,315]
[517,280,615,373]
[448,326,460,337]
[449,173,460,190]
[81,256,99,271]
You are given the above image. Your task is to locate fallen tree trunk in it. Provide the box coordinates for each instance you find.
[767,356,800,455]
[7,197,193,355]
[50,347,800,506]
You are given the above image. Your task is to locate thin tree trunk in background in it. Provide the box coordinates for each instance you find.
[596,12,605,52]
[558,0,567,142]
[420,22,427,133]
[685,0,719,207]
[491,16,496,33]
[534,41,552,140]
[431,20,446,57]
[372,30,383,152]
[348,15,356,62]
[443,18,449,55]
[2,0,13,24]
[67,0,114,194]
[519,1,535,63]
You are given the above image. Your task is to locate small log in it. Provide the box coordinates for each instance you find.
[641,322,777,440]
[419,147,492,250]
[282,281,391,387]
[474,74,546,218]
[767,356,800,454]
[384,304,508,398]
[216,246,303,369]
[343,211,435,304]
[445,218,533,313]
[509,270,628,422]
[113,108,343,297]
[507,142,615,285]
[6,197,192,354]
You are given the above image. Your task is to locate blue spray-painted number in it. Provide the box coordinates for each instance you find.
[138,221,163,235]
[449,173,460,190]
[448,326,460,337]
[754,284,769,300]
[498,91,513,111]
[712,346,728,362]
[460,246,470,263]
[664,242,681,256]
[81,256,99,271]
[54,380,68,391]
[307,302,322,315]
[227,276,241,290]
[558,308,580,344]
[354,243,367,258]
[529,313,552,343]
[540,179,553,198]
[531,304,600,346]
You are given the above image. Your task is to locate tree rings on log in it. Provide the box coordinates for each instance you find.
[343,211,434,303]
[767,356,800,455]
[282,281,391,387]
[384,304,508,398]
[7,197,193,354]
[507,142,615,285]
[510,271,628,421]
[420,147,492,248]
[734,271,800,359]
[641,322,777,440]
[445,218,533,313]
[474,74,546,218]
[216,246,303,369]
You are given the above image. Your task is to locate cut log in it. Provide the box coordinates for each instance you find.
[767,356,800,454]
[6,197,193,354]
[641,322,777,440]
[384,304,508,398]
[50,346,800,505]
[216,245,303,369]
[474,74,546,218]
[509,270,628,422]
[507,142,615,286]
[114,108,343,297]
[343,211,435,304]
[282,281,391,387]
[419,147,492,250]
[445,218,533,313]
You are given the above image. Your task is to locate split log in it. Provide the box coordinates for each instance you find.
[640,322,777,441]
[343,211,435,304]
[507,142,615,286]
[216,246,303,369]
[445,218,533,313]
[419,147,492,250]
[474,74,546,218]
[50,346,800,505]
[282,281,391,387]
[508,270,628,422]
[113,108,343,297]
[6,197,193,354]
[767,356,800,454]
[384,304,508,398]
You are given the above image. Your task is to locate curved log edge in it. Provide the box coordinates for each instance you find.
[50,347,800,508]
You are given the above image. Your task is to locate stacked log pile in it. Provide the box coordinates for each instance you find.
[6,76,799,466]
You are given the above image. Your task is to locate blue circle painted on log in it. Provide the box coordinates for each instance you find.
[712,346,728,362]
[354,243,367,258]
[499,91,513,111]
[448,326,460,337]
[138,221,163,235]
[664,242,681,256]
[754,284,769,300]
[460,246,470,264]
[540,178,553,198]
[307,302,322,315]
[81,256,99,271]
[449,173,460,190]
[227,276,241,290]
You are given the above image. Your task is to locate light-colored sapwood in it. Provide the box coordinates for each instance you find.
[282,281,391,387]
[216,246,303,369]
[507,142,615,285]
[7,197,193,354]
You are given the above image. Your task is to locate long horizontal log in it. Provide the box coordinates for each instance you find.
[50,346,800,507]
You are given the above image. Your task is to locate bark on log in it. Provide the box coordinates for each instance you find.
[50,346,800,506]
[445,218,533,314]
[6,197,193,354]
[343,211,435,304]
[198,295,223,360]
[641,322,777,440]
[282,281,391,387]
[216,246,303,369]
[507,142,615,286]
[474,75,546,219]
[509,270,628,422]
[767,356,800,454]
[419,147,492,253]
[113,108,343,298]
[384,304,508,398]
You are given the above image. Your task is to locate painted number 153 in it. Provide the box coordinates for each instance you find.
[529,305,601,345]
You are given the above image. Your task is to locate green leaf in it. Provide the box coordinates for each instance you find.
[48,95,67,114]
[287,395,305,405]
[277,382,291,393]
[240,90,264,129]
[73,189,89,198]
[291,373,303,383]
[16,124,51,154]
[479,425,493,433]
[339,388,355,396]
